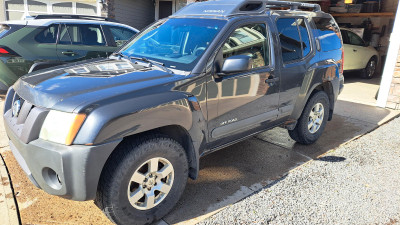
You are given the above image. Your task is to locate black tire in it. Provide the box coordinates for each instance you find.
[288,91,330,145]
[361,57,377,79]
[95,135,188,225]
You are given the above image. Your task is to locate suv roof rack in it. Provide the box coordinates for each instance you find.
[266,1,321,12]
[173,0,321,17]
[34,14,118,22]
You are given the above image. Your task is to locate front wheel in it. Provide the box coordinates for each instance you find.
[288,91,330,145]
[361,57,377,79]
[96,135,188,225]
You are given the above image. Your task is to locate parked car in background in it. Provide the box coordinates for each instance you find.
[341,28,379,79]
[0,15,138,93]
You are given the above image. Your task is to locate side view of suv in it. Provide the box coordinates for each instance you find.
[0,15,138,92]
[3,1,344,224]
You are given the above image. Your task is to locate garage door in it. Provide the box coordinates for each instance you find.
[114,0,155,29]
[4,0,98,20]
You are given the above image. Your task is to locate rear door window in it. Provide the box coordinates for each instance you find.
[58,24,106,46]
[297,19,311,57]
[35,24,59,44]
[104,25,137,47]
[276,18,302,63]
[312,17,342,52]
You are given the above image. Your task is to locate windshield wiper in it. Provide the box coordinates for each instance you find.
[130,56,174,74]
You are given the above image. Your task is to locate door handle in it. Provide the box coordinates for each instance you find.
[265,76,279,87]
[62,51,77,56]
[265,77,280,83]
[353,49,357,52]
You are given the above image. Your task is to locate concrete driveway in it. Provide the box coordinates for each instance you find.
[0,73,399,225]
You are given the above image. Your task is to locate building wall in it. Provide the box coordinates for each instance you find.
[114,0,155,29]
[0,0,5,21]
[386,47,400,109]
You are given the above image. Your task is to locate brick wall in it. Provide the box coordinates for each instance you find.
[386,48,400,109]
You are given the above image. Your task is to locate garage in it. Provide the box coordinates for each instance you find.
[2,0,100,20]
[320,0,400,110]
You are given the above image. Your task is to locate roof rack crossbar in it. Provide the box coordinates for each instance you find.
[172,0,321,18]
[266,1,321,12]
[34,14,118,22]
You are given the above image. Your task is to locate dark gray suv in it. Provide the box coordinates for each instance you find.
[4,1,344,224]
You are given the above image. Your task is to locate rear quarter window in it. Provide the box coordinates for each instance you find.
[312,17,342,52]
[0,24,25,39]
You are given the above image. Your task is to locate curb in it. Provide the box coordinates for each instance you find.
[0,154,20,225]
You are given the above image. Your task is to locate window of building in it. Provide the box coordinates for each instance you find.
[222,23,269,69]
[52,2,73,14]
[76,3,97,15]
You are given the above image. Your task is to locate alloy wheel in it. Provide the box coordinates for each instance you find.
[308,103,324,134]
[127,157,174,210]
[366,60,376,78]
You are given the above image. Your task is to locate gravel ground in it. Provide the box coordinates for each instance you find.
[200,117,400,225]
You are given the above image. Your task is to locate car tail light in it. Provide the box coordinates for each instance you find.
[0,46,19,57]
[0,48,8,54]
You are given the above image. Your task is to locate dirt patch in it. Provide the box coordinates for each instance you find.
[2,150,113,225]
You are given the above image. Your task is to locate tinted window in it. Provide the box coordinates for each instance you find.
[312,17,342,52]
[58,24,106,46]
[0,25,9,38]
[35,24,59,43]
[347,30,364,46]
[106,26,137,47]
[298,19,311,57]
[223,23,269,69]
[277,18,302,63]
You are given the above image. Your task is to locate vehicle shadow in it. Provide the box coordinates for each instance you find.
[164,100,398,224]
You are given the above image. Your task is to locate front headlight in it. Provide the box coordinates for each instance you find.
[39,110,86,145]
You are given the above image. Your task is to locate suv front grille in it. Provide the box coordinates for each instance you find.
[4,88,49,144]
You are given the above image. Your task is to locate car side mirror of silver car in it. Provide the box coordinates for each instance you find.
[219,55,253,75]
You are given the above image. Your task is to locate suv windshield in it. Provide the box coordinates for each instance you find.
[120,18,226,71]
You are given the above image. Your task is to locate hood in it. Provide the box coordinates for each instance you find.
[14,58,189,112]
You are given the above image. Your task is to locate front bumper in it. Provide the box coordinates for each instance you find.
[5,117,121,201]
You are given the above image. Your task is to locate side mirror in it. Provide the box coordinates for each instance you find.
[220,55,253,74]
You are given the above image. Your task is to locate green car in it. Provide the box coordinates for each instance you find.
[0,15,138,92]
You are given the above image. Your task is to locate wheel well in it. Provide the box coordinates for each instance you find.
[103,125,198,180]
[312,82,334,121]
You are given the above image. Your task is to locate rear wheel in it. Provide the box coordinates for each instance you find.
[96,135,188,225]
[361,57,377,79]
[288,91,329,145]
